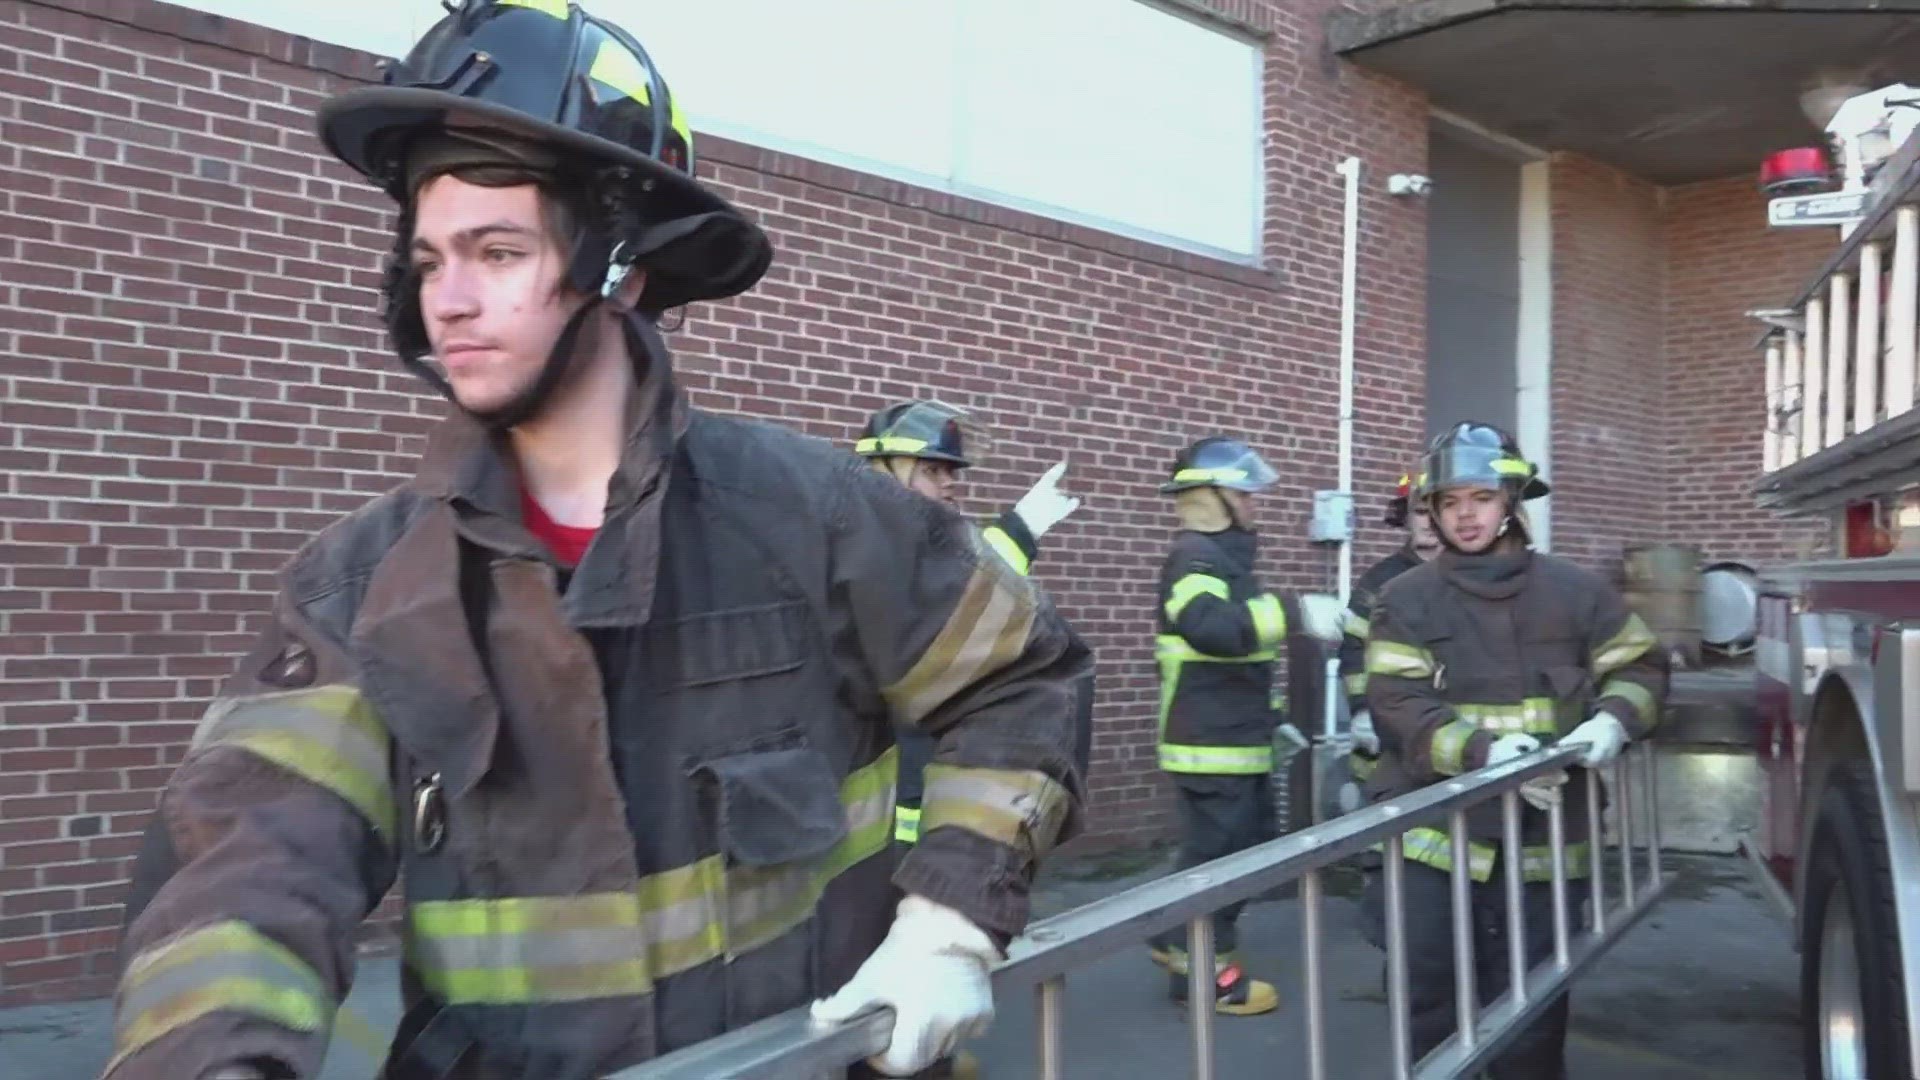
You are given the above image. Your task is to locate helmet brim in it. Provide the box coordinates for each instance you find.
[316,86,771,306]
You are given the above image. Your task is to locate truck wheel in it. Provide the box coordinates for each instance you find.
[1802,764,1911,1079]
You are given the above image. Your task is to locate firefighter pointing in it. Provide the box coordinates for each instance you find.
[103,4,1088,1078]
[1361,422,1667,1077]
[1146,436,1343,1016]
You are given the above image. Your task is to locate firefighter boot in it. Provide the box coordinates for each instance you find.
[1151,947,1280,1016]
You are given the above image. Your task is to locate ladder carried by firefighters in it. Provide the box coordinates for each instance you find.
[615,744,1668,1080]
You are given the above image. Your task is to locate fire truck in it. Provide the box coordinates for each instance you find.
[1750,86,1920,1080]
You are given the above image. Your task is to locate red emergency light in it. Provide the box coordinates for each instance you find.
[1760,146,1835,196]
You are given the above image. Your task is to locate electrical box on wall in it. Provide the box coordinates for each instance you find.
[1309,490,1353,543]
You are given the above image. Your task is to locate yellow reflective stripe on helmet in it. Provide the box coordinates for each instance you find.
[192,685,395,843]
[1344,672,1369,697]
[1164,574,1230,622]
[856,436,931,456]
[1366,640,1436,679]
[894,804,922,844]
[980,525,1032,577]
[1173,467,1248,484]
[1455,698,1560,737]
[1490,457,1532,476]
[1154,634,1275,664]
[1158,743,1274,775]
[406,892,651,1006]
[1396,827,1591,884]
[588,39,657,106]
[1598,678,1657,725]
[1429,718,1479,775]
[1593,613,1658,675]
[1247,593,1286,649]
[884,562,1037,727]
[920,765,1071,858]
[498,0,568,16]
[110,921,332,1072]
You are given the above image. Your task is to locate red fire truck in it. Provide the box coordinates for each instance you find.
[1752,102,1920,1080]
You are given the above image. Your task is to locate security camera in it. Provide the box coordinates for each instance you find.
[1388,174,1432,197]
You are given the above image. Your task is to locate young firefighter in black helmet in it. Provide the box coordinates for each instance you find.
[852,400,1087,849]
[103,4,1088,1079]
[1145,436,1343,1016]
[1335,467,1442,812]
[1362,422,1666,1077]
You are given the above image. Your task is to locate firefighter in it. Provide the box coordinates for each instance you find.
[1145,436,1342,1016]
[104,5,1088,1079]
[852,400,1086,851]
[1362,421,1666,1077]
[1336,468,1441,809]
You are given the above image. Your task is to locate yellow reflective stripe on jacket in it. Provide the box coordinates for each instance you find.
[1598,678,1657,724]
[1429,718,1479,775]
[1344,671,1369,697]
[1154,634,1275,665]
[920,765,1071,858]
[1247,593,1285,649]
[1159,743,1274,775]
[894,804,922,844]
[883,561,1037,727]
[1164,573,1230,623]
[1349,753,1379,781]
[407,893,651,1006]
[111,921,332,1071]
[1398,826,1592,884]
[1366,640,1436,679]
[1342,610,1371,638]
[980,525,1032,577]
[192,684,395,842]
[406,749,899,1001]
[1593,613,1658,675]
[1455,698,1561,737]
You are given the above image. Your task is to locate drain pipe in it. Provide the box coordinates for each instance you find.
[1322,155,1363,743]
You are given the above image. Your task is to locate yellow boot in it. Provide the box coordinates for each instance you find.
[1152,947,1280,1016]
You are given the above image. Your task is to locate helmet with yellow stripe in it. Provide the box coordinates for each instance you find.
[1417,422,1549,503]
[317,0,771,323]
[854,401,974,468]
[1385,466,1426,527]
[1159,437,1280,495]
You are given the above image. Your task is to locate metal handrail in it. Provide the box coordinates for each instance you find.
[618,742,1667,1080]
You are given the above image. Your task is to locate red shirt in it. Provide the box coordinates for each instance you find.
[520,488,598,568]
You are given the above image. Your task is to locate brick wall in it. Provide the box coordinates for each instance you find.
[1545,155,1672,571]
[0,0,1430,1002]
[1663,176,1833,566]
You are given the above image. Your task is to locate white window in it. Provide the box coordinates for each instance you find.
[174,0,1266,258]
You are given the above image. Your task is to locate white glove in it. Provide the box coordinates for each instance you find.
[1562,711,1629,768]
[1486,732,1541,767]
[1296,593,1345,643]
[1350,709,1380,755]
[810,895,999,1075]
[1011,460,1081,538]
[1520,771,1567,812]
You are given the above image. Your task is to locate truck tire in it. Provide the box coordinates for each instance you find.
[1802,763,1912,1079]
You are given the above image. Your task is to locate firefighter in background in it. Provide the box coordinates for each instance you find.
[1146,436,1343,1016]
[1336,468,1442,811]
[1363,422,1666,1077]
[854,400,1088,851]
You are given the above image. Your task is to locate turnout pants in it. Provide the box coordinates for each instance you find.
[1150,772,1275,955]
[1363,860,1589,1079]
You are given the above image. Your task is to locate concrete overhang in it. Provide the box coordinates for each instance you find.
[1329,0,1920,183]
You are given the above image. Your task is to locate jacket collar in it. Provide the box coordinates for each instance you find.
[406,314,692,627]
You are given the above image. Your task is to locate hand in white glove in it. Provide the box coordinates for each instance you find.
[1350,709,1380,755]
[1011,460,1081,539]
[1562,711,1629,768]
[1486,732,1541,767]
[1296,593,1346,643]
[810,895,999,1075]
[1520,771,1567,812]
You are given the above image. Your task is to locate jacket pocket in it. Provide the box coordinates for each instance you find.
[644,600,817,759]
[693,744,849,867]
[1545,665,1595,729]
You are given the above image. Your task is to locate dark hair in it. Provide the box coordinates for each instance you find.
[412,163,589,264]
